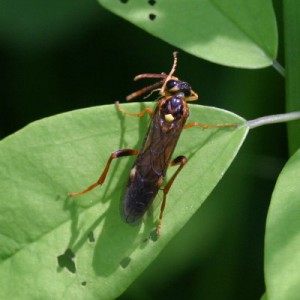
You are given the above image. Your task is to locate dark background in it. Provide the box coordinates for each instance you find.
[0,1,285,299]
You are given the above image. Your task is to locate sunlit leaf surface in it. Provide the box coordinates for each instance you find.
[265,149,300,300]
[0,103,247,299]
[98,0,277,68]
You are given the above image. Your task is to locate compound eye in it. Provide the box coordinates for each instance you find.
[165,80,192,97]
[165,80,178,92]
[177,81,192,97]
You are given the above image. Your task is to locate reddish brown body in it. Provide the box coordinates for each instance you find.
[122,96,190,224]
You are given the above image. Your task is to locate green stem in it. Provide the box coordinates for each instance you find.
[247,112,300,129]
[284,0,300,154]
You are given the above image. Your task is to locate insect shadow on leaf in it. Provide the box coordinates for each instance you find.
[57,248,76,274]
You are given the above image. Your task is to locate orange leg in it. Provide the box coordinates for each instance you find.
[156,155,188,236]
[115,101,154,117]
[69,149,139,197]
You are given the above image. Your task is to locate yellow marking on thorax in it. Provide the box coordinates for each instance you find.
[165,114,174,122]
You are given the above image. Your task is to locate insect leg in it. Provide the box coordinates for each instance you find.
[69,149,139,197]
[115,101,154,117]
[184,122,237,129]
[156,155,188,235]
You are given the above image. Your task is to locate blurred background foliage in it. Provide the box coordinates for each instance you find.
[0,0,285,299]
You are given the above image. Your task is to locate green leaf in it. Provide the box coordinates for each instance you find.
[261,293,268,300]
[265,148,300,300]
[98,0,278,68]
[0,103,247,299]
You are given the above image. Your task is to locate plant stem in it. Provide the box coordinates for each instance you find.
[272,60,285,77]
[247,112,300,129]
[284,0,300,154]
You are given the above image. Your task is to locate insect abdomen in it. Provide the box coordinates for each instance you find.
[122,168,162,224]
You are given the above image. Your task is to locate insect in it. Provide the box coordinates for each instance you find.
[69,52,236,235]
